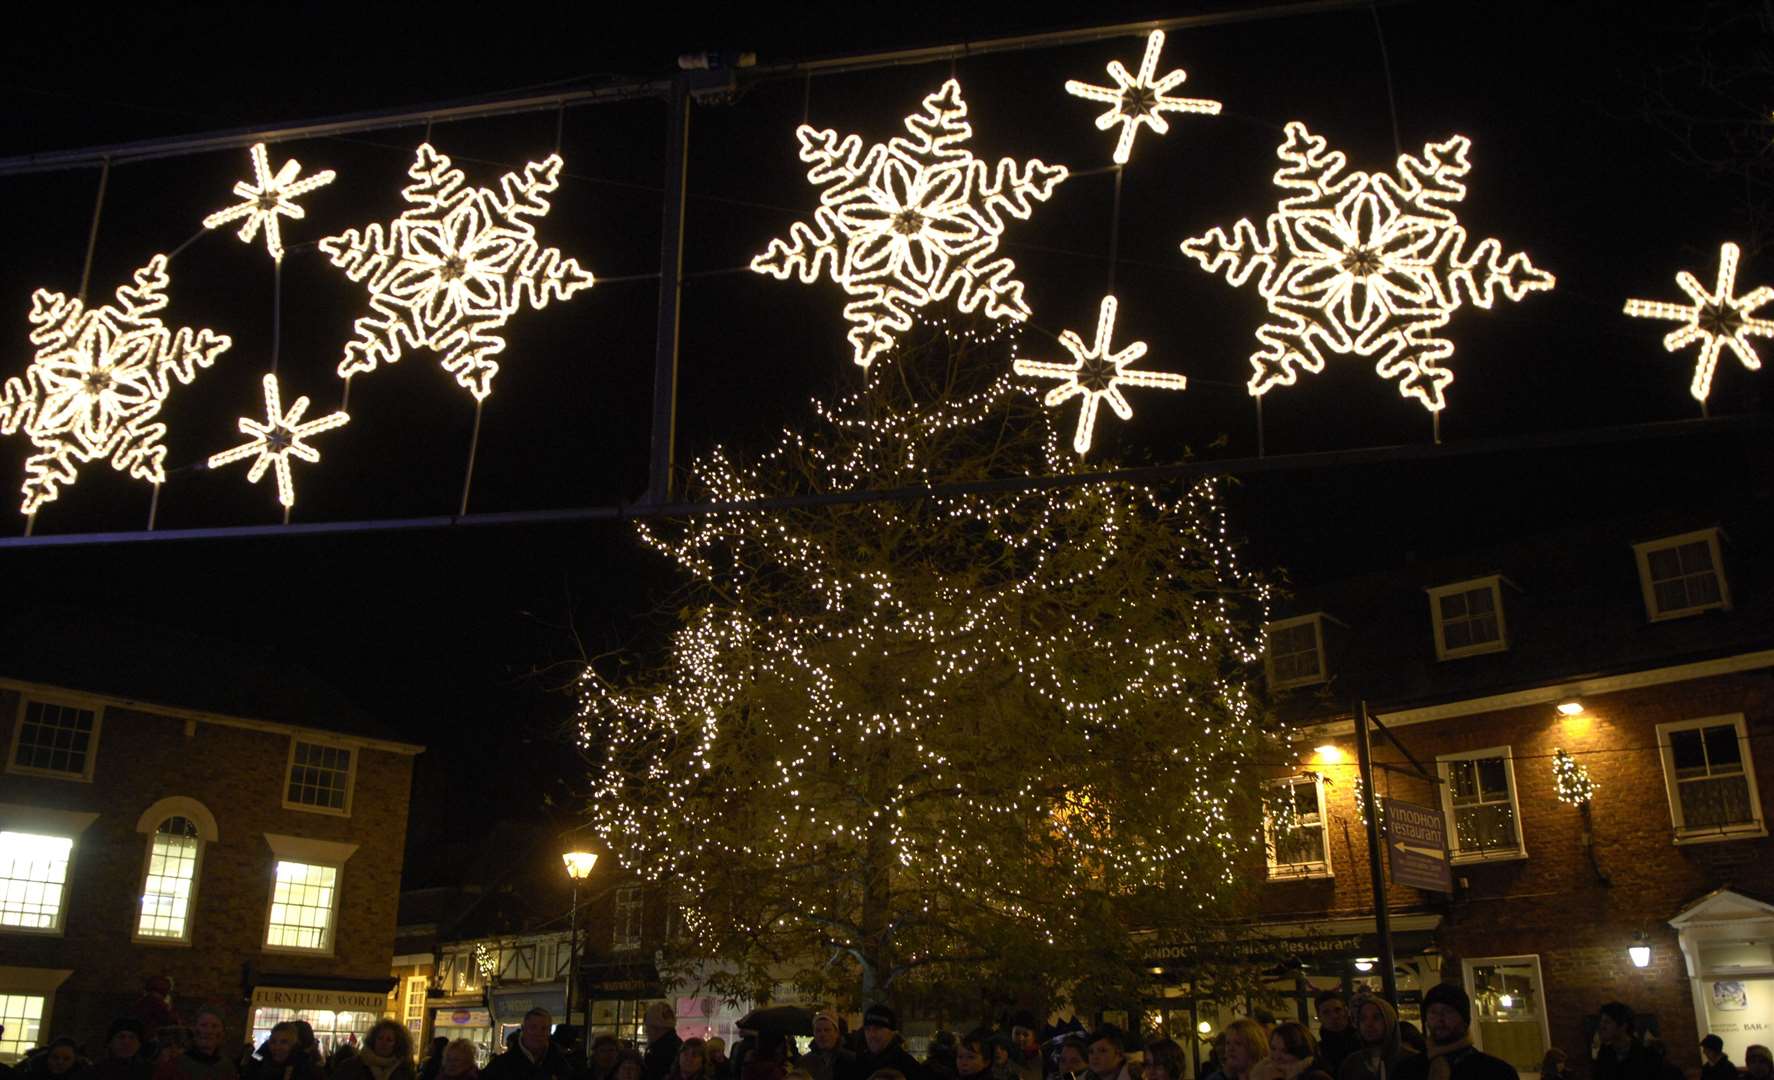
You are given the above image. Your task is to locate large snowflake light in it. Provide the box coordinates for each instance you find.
[208,373,349,509]
[752,79,1068,369]
[1014,295,1186,454]
[202,142,337,262]
[1181,122,1554,412]
[1624,242,1772,403]
[1064,30,1222,165]
[0,255,231,515]
[319,143,594,401]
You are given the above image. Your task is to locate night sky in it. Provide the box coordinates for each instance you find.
[2,3,1769,882]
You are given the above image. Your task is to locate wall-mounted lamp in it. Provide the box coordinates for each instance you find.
[1557,701,1585,716]
[1314,744,1346,765]
[1629,931,1651,968]
[1354,957,1377,973]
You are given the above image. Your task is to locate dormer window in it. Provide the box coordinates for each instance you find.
[1266,615,1327,688]
[1634,529,1730,622]
[1428,576,1509,661]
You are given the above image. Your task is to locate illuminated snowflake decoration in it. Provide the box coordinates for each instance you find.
[752,79,1068,369]
[208,373,349,509]
[1624,242,1772,403]
[202,142,337,262]
[1182,122,1555,412]
[1014,295,1186,454]
[320,143,594,401]
[1064,30,1222,165]
[0,255,231,515]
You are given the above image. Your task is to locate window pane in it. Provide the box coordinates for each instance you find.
[1291,781,1318,818]
[1468,587,1495,614]
[1467,614,1499,645]
[1455,803,1518,850]
[1678,540,1715,574]
[1680,776,1755,829]
[138,818,201,940]
[1477,757,1510,797]
[1273,823,1327,867]
[266,860,337,950]
[13,701,96,776]
[0,832,73,929]
[1688,572,1722,606]
[1670,729,1707,775]
[1704,725,1744,771]
[1440,593,1468,619]
[1647,547,1681,580]
[0,994,47,1060]
[1468,962,1545,1074]
[1448,760,1477,800]
[1445,621,1473,649]
[286,742,352,811]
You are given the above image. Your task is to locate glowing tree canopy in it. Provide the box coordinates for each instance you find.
[1064,30,1222,166]
[208,373,349,509]
[577,322,1273,1009]
[202,142,337,262]
[1013,294,1187,454]
[0,255,232,515]
[1624,241,1772,403]
[1182,122,1555,412]
[752,79,1068,369]
[320,143,594,401]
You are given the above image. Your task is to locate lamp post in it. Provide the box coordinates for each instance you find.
[562,851,598,1065]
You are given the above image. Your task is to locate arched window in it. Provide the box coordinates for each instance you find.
[133,797,218,944]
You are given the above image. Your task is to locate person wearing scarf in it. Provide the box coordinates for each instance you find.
[334,1021,417,1080]
[1391,985,1517,1080]
[1337,995,1412,1080]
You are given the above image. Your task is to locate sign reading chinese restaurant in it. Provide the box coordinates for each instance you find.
[1383,798,1452,893]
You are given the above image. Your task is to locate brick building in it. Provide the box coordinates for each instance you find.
[1150,485,1774,1080]
[0,612,422,1062]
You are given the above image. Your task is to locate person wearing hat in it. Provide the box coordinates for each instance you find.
[94,1020,152,1080]
[1005,1014,1043,1080]
[839,1006,923,1080]
[1699,1037,1734,1080]
[1389,984,1516,1080]
[1337,995,1413,1080]
[804,1012,855,1080]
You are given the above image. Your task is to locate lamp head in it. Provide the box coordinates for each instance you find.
[562,851,598,880]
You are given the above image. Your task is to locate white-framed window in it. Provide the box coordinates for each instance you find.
[0,993,46,1063]
[0,832,74,933]
[1428,576,1509,660]
[1461,955,1550,1079]
[1264,774,1331,879]
[1634,529,1731,622]
[6,697,101,782]
[1266,616,1327,688]
[1657,715,1766,843]
[403,975,427,1034]
[613,885,644,951]
[132,798,218,945]
[283,738,356,816]
[261,834,357,956]
[1438,747,1527,862]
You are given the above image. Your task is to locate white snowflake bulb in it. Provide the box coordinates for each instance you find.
[208,373,349,509]
[1014,295,1186,454]
[752,79,1068,369]
[1624,242,1772,403]
[320,143,594,401]
[202,143,337,262]
[1064,31,1222,166]
[0,255,231,515]
[1182,122,1554,412]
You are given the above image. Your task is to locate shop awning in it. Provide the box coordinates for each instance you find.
[581,961,663,1001]
[488,984,566,1025]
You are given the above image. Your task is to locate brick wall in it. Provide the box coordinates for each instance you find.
[0,687,416,1054]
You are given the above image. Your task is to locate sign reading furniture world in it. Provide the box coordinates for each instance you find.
[1383,797,1452,893]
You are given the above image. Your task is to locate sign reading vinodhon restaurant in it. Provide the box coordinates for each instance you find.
[1383,798,1452,893]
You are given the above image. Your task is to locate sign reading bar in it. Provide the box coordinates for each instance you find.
[1384,797,1452,893]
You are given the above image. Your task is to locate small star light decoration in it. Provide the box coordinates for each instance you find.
[1013,295,1186,454]
[0,255,231,515]
[1064,30,1222,165]
[202,142,337,262]
[208,373,349,509]
[1624,242,1772,403]
[320,144,594,401]
[1182,122,1555,412]
[752,79,1068,369]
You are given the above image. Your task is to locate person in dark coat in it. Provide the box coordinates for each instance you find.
[241,1024,324,1080]
[23,1039,88,1080]
[802,1012,854,1080]
[93,1020,152,1080]
[482,1011,574,1080]
[1591,1004,1664,1080]
[642,1006,682,1080]
[840,1006,924,1080]
[585,1038,624,1080]
[1701,1037,1739,1080]
[421,1039,452,1080]
[1338,995,1413,1080]
[331,1021,415,1080]
[1315,995,1362,1079]
[1005,1015,1042,1080]
[1390,985,1517,1080]
[1251,1022,1332,1080]
[1745,1046,1772,1080]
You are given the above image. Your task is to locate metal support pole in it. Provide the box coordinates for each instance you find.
[1355,699,1398,1005]
[565,880,581,1065]
[648,76,692,505]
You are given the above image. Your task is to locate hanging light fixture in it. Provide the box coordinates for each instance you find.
[1629,931,1651,968]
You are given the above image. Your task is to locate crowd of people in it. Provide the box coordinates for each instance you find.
[0,984,1755,1080]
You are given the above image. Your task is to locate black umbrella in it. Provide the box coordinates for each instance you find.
[736,1006,815,1036]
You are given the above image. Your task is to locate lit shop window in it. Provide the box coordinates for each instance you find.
[137,817,202,941]
[1463,957,1550,1078]
[1265,775,1331,879]
[1658,715,1766,842]
[265,860,339,952]
[0,832,73,931]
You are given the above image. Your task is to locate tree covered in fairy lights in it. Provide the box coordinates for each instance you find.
[576,318,1279,1013]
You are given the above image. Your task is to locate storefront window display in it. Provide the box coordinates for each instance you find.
[250,1008,381,1057]
[432,1009,496,1065]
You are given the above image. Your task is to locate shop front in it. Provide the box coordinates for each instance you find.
[249,983,397,1057]
[1671,889,1774,1066]
[488,984,573,1046]
[431,1007,497,1065]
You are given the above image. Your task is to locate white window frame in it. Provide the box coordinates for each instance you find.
[281,736,358,818]
[5,695,103,783]
[1633,528,1732,622]
[260,834,358,957]
[1437,746,1528,864]
[1460,954,1550,1080]
[613,885,644,951]
[0,967,73,1065]
[1264,774,1332,881]
[131,798,219,946]
[1265,615,1327,689]
[0,805,99,938]
[1656,714,1767,844]
[1427,576,1510,661]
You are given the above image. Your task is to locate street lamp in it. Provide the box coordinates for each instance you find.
[562,851,598,1064]
[1628,931,1651,969]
